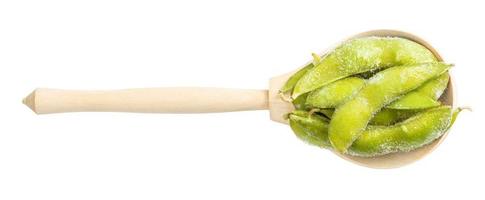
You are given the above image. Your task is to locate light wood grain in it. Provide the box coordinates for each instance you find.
[24,88,268,114]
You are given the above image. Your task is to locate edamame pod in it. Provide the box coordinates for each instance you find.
[387,73,449,109]
[305,74,447,110]
[415,72,450,100]
[303,73,449,125]
[328,62,451,153]
[292,37,437,98]
[288,110,331,148]
[306,77,366,108]
[369,109,418,126]
[386,93,440,109]
[280,53,326,94]
[315,108,417,126]
[292,93,309,110]
[348,106,452,157]
[288,106,459,157]
[280,63,314,93]
[302,76,448,126]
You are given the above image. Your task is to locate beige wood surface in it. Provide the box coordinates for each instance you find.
[24,88,268,114]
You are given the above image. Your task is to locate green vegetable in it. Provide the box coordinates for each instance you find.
[328,62,451,153]
[283,36,459,157]
[292,37,437,98]
[369,109,418,126]
[387,73,449,109]
[306,77,366,108]
[288,110,331,148]
[349,106,452,156]
[280,63,314,94]
[288,106,460,157]
[305,73,448,110]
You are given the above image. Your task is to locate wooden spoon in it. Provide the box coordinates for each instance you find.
[23,29,453,169]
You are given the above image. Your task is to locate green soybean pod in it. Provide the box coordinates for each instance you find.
[292,37,437,98]
[369,109,418,126]
[387,73,449,109]
[280,53,324,94]
[292,93,309,110]
[328,62,451,153]
[316,108,417,126]
[306,77,366,108]
[288,110,331,148]
[304,71,449,125]
[306,73,447,111]
[288,107,461,156]
[416,72,450,99]
[386,93,440,109]
[288,107,463,156]
[348,106,453,157]
[280,63,314,93]
[369,109,400,125]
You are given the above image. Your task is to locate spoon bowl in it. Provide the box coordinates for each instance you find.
[268,29,453,168]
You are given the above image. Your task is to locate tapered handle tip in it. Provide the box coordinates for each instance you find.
[23,90,37,113]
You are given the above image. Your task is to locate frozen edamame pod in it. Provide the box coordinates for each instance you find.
[303,74,448,125]
[316,108,417,126]
[386,93,440,109]
[280,53,325,94]
[415,72,450,100]
[328,62,451,153]
[292,37,437,98]
[348,106,453,157]
[292,93,309,110]
[369,109,418,126]
[288,110,331,148]
[306,77,366,108]
[288,106,460,157]
[306,73,448,110]
[280,63,314,94]
[387,73,449,109]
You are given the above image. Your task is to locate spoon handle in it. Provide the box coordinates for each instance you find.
[23,88,269,114]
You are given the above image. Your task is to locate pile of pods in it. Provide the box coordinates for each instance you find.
[280,37,462,157]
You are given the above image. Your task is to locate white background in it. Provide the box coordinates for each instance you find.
[0,0,483,199]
